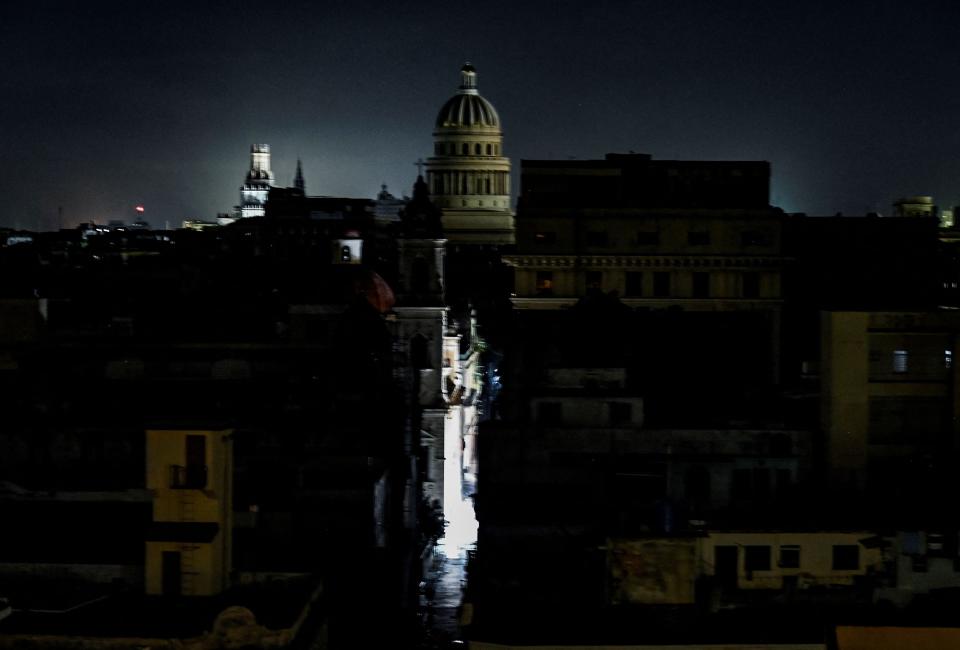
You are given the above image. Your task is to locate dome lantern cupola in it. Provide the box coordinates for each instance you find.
[458,63,478,94]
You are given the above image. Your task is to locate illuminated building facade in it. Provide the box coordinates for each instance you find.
[144,428,233,597]
[238,144,275,219]
[506,153,782,311]
[425,64,515,245]
[821,310,960,493]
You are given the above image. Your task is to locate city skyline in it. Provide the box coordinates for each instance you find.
[5,0,960,229]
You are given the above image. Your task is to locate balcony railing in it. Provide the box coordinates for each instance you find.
[169,464,208,489]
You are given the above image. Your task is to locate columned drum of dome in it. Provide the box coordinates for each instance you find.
[426,64,515,246]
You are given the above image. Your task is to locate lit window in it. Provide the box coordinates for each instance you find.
[946,350,953,369]
[893,350,908,374]
[536,271,553,295]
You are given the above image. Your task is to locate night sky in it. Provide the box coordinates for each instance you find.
[4,0,960,229]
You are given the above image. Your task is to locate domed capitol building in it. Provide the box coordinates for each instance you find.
[426,64,515,245]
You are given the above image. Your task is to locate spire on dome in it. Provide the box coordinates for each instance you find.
[458,62,478,95]
[294,159,305,193]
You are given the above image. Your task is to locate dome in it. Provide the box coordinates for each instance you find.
[434,64,501,128]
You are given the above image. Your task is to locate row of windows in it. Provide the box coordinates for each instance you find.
[534,230,773,248]
[434,141,500,156]
[739,544,859,572]
[869,349,953,375]
[433,171,508,196]
[535,270,762,299]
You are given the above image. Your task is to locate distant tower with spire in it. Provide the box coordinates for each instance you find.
[239,144,275,218]
[294,159,306,194]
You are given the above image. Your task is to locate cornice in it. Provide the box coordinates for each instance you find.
[502,255,785,269]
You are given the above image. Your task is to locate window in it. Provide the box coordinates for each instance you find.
[486,144,492,155]
[461,143,469,155]
[692,272,710,298]
[538,401,562,425]
[832,545,859,570]
[411,257,430,293]
[779,545,801,569]
[536,271,554,295]
[741,230,769,246]
[753,467,770,501]
[946,350,953,369]
[912,555,928,573]
[434,143,443,155]
[585,231,608,247]
[449,143,457,155]
[776,468,792,499]
[609,402,632,425]
[475,143,482,155]
[340,246,352,262]
[626,272,643,297]
[653,272,671,297]
[586,271,603,291]
[688,231,710,245]
[636,231,659,246]
[534,232,556,245]
[744,546,772,571]
[742,272,760,298]
[410,334,430,369]
[893,350,908,374]
[684,466,710,501]
[732,468,751,500]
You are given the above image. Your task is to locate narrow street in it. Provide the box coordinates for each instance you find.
[419,494,477,648]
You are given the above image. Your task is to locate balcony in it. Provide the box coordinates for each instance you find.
[169,464,208,489]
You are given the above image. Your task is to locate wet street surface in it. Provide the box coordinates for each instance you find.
[419,539,474,649]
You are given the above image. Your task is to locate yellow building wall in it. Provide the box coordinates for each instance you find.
[821,312,870,481]
[144,429,232,597]
[702,532,881,591]
[144,540,223,597]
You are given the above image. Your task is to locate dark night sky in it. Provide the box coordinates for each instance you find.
[4,0,960,229]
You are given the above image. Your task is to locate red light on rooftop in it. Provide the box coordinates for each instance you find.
[135,205,145,213]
